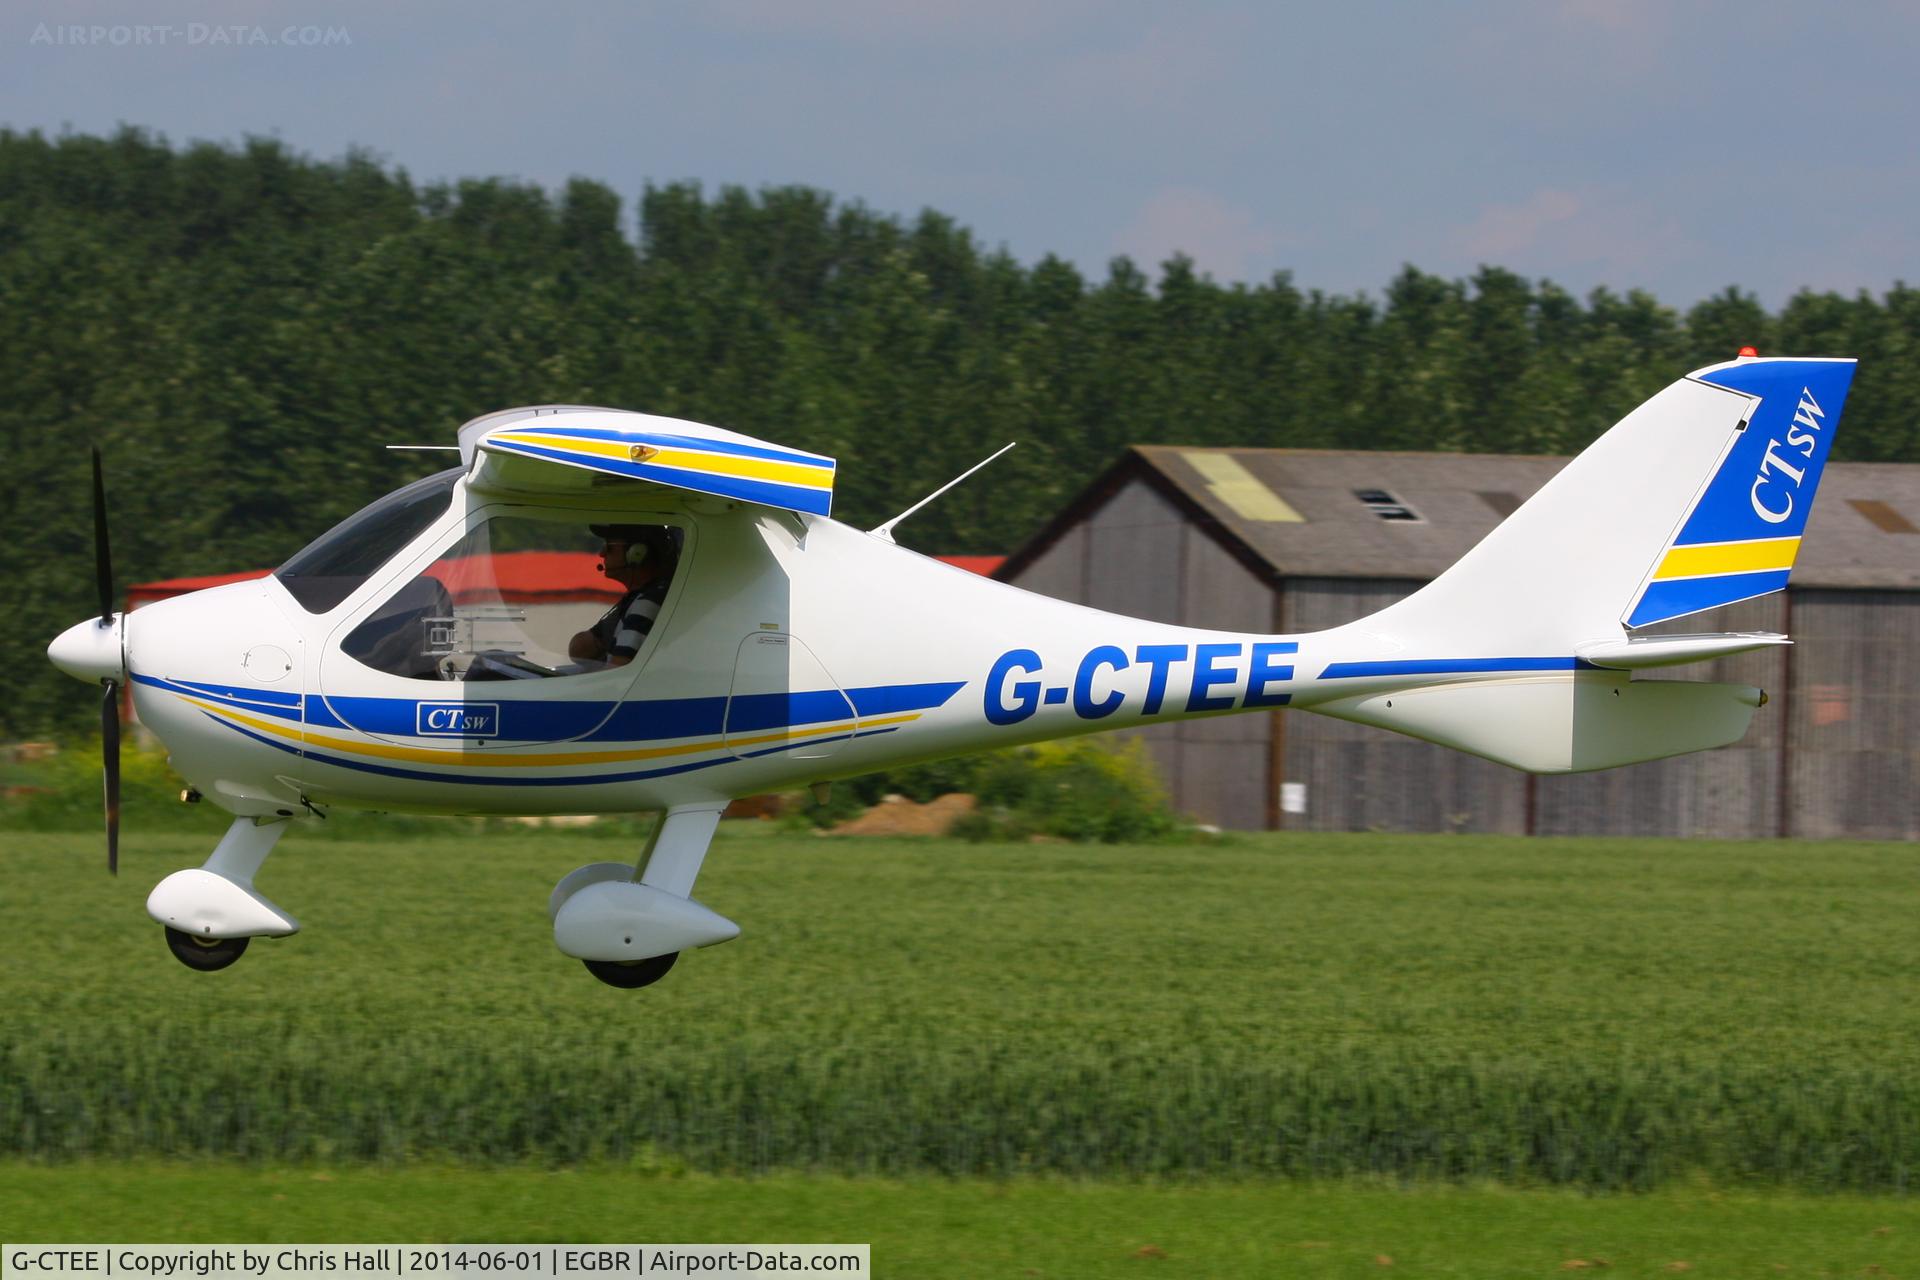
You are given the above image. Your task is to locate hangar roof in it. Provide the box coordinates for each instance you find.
[999,447,1920,591]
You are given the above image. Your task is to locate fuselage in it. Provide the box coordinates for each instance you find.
[121,471,1459,819]
[131,517,1234,818]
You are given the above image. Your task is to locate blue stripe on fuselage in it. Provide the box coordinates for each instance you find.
[1318,657,1598,679]
[132,674,304,720]
[142,674,964,745]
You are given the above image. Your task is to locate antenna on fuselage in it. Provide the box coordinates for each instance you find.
[870,442,1016,544]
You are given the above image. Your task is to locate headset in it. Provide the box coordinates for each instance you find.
[592,524,679,572]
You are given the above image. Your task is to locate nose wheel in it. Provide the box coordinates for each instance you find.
[164,927,250,972]
[583,952,678,989]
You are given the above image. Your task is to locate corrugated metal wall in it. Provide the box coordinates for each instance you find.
[1275,583,1914,839]
[1278,578,1530,834]
[1786,590,1920,840]
[1008,478,1273,831]
[1171,503,1275,832]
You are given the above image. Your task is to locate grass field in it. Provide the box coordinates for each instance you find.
[6,1163,1918,1277]
[3,823,1917,1264]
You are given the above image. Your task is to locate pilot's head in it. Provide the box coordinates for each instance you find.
[591,524,679,586]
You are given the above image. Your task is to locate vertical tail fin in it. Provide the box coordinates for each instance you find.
[1622,358,1854,627]
[1357,357,1855,655]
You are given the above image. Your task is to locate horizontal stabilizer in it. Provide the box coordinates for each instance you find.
[1577,632,1790,670]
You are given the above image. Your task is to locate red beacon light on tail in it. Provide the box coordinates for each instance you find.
[1737,346,1759,357]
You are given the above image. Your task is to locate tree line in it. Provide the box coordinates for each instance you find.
[4,127,1916,737]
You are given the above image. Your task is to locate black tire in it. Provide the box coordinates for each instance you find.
[164,927,250,972]
[583,951,678,989]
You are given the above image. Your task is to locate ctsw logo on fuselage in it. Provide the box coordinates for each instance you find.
[416,702,500,737]
[983,641,1296,726]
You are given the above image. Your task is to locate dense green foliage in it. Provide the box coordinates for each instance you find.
[790,736,1183,841]
[955,737,1182,842]
[4,828,1917,1191]
[8,127,1920,737]
[0,740,653,841]
[2,738,1180,844]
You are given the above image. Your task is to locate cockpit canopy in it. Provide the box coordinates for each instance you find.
[275,468,461,614]
[340,513,681,682]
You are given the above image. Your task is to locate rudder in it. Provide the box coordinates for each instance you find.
[1623,357,1855,627]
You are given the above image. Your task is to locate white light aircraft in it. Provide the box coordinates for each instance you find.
[48,354,1855,986]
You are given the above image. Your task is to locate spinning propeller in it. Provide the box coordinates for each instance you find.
[91,447,120,875]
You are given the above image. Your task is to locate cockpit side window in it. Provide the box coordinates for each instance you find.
[276,468,462,615]
[341,514,683,682]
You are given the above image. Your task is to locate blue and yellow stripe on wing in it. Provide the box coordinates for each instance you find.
[482,427,836,517]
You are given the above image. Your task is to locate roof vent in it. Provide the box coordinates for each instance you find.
[1354,488,1420,522]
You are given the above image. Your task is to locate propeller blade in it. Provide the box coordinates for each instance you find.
[90,448,123,874]
[91,446,114,625]
[102,678,121,876]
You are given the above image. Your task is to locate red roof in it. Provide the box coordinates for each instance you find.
[934,555,1005,576]
[427,551,621,604]
[126,570,269,608]
[128,554,621,608]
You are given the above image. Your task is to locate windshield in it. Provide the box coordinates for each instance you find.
[275,468,461,614]
[340,516,680,682]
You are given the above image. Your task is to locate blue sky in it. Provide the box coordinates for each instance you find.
[8,1,1917,306]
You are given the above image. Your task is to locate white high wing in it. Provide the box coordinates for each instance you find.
[47,355,1857,986]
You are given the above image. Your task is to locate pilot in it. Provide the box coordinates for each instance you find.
[569,525,679,668]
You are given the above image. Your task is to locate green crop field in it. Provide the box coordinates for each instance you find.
[3,823,1918,1266]
[6,1163,1918,1277]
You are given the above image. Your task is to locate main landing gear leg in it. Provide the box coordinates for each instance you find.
[549,803,739,990]
[147,816,300,972]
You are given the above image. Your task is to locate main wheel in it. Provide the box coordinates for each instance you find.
[583,951,678,989]
[164,927,250,972]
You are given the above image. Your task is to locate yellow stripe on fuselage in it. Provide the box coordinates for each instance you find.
[491,432,834,491]
[176,694,916,769]
[1653,537,1801,581]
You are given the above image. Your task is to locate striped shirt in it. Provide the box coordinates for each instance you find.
[593,581,667,660]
